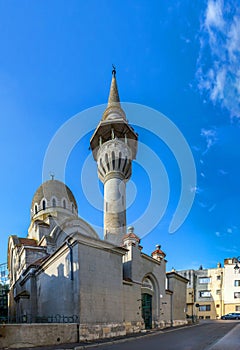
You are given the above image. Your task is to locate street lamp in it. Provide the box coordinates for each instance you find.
[234,257,240,272]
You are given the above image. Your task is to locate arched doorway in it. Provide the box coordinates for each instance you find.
[142,293,152,329]
[141,277,155,329]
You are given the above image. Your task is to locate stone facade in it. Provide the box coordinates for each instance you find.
[6,71,188,345]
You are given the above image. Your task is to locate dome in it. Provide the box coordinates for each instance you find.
[31,179,78,217]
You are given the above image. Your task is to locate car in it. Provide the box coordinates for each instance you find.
[221,313,240,320]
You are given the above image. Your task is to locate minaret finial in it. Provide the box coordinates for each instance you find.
[112,64,116,77]
[101,66,126,121]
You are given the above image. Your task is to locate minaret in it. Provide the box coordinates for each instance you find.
[90,67,138,245]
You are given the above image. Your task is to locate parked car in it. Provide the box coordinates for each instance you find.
[221,313,240,320]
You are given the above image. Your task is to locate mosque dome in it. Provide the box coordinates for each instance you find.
[31,179,78,218]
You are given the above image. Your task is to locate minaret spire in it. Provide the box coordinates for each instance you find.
[102,66,126,121]
[108,65,120,106]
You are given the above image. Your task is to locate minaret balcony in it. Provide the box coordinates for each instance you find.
[90,119,138,161]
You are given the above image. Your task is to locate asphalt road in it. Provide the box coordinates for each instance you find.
[81,321,240,350]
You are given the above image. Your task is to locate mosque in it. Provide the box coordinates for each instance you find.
[7,69,188,340]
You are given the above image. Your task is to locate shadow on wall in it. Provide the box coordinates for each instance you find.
[13,251,80,324]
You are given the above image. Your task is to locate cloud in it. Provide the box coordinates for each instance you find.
[200,127,218,153]
[218,245,238,253]
[218,168,228,176]
[190,185,202,194]
[208,203,216,212]
[205,0,224,29]
[180,35,191,44]
[198,201,209,208]
[197,0,240,118]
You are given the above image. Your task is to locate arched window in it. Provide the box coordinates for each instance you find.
[118,152,122,169]
[105,153,110,171]
[52,198,56,207]
[112,151,115,170]
[34,205,38,214]
[63,199,66,209]
[72,203,74,213]
[42,200,46,210]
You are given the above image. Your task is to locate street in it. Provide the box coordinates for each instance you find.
[80,321,240,350]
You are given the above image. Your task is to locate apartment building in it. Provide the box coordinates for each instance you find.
[177,258,240,320]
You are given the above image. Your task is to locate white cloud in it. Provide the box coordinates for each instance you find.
[190,185,202,194]
[205,0,224,30]
[227,16,240,62]
[210,67,226,101]
[201,127,218,153]
[197,0,240,118]
[218,169,228,175]
[208,203,216,212]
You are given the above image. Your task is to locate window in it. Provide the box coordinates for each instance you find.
[199,277,211,284]
[105,153,110,171]
[52,198,56,207]
[42,200,46,210]
[235,306,240,311]
[216,290,221,295]
[234,280,240,287]
[216,275,221,280]
[199,305,211,311]
[216,304,220,308]
[34,205,38,214]
[199,290,211,298]
[118,152,122,169]
[234,292,240,299]
[112,151,115,169]
[63,199,66,209]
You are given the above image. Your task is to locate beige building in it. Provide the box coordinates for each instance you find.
[7,70,188,340]
[223,258,240,314]
[178,258,240,320]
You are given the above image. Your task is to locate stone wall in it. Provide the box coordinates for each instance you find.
[0,322,144,347]
[79,321,143,341]
[0,323,78,349]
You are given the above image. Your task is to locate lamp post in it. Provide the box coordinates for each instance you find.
[234,257,240,273]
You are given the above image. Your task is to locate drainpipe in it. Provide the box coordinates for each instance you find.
[170,293,173,327]
[66,241,74,281]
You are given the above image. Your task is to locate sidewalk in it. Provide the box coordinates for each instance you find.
[208,323,240,350]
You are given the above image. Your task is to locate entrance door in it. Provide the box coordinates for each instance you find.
[142,293,152,329]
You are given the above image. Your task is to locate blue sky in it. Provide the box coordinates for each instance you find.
[0,0,240,270]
